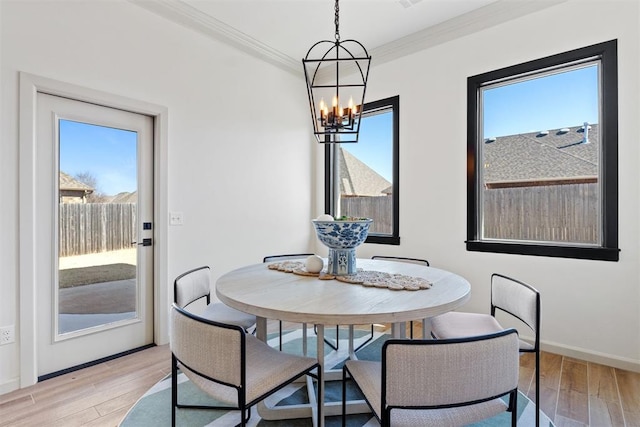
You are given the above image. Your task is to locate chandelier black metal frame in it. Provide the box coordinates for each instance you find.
[302,0,371,143]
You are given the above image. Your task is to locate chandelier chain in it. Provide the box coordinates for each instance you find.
[334,0,340,41]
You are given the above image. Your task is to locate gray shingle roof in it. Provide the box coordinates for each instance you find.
[106,192,137,203]
[59,171,93,192]
[483,123,599,184]
[339,148,391,196]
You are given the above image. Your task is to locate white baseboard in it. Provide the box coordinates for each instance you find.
[541,340,640,373]
[0,377,20,396]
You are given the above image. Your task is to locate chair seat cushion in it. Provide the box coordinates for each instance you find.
[431,312,534,351]
[181,334,318,406]
[202,302,256,330]
[345,360,382,416]
[430,312,503,339]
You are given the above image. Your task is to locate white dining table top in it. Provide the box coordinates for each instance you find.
[216,259,471,325]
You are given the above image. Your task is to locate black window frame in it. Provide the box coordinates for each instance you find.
[466,40,619,261]
[325,95,400,245]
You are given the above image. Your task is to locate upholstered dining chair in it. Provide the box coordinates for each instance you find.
[342,329,520,427]
[170,303,321,427]
[430,273,541,427]
[263,254,314,350]
[174,266,256,332]
[371,256,430,339]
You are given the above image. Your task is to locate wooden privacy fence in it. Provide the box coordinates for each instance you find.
[482,183,599,244]
[341,195,393,235]
[59,203,137,257]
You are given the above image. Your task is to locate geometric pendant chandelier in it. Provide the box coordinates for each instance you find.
[302,0,371,143]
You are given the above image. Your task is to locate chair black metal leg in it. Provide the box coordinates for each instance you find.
[511,389,518,427]
[314,324,339,350]
[341,367,348,427]
[316,368,322,427]
[332,325,340,350]
[535,349,540,427]
[171,355,177,427]
[279,321,283,351]
[354,324,374,352]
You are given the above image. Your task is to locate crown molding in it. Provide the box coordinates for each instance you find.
[370,0,567,66]
[129,0,567,78]
[128,0,302,76]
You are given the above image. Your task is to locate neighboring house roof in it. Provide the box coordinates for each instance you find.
[106,192,138,204]
[59,171,93,193]
[339,147,392,197]
[483,123,599,184]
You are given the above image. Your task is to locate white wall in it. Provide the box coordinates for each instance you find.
[0,0,314,393]
[354,0,640,370]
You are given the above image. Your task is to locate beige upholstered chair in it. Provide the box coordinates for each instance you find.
[174,266,256,332]
[262,254,314,350]
[170,303,321,426]
[430,273,540,426]
[342,329,520,427]
[371,256,430,339]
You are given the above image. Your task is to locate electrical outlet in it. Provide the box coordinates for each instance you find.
[169,212,184,226]
[0,325,15,345]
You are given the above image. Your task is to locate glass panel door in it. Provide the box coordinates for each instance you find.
[58,120,139,335]
[36,92,153,378]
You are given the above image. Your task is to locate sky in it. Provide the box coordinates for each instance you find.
[482,64,598,138]
[59,120,138,196]
[343,111,393,182]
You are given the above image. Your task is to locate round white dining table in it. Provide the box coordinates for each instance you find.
[215,258,471,426]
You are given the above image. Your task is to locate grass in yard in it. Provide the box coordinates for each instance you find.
[59,263,136,288]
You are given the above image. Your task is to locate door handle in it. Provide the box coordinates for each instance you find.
[131,238,152,247]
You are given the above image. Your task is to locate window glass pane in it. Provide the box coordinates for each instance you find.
[58,119,139,335]
[325,95,400,244]
[466,40,618,261]
[340,108,394,235]
[480,64,601,245]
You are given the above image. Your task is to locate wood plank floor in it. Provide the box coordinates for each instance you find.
[1,325,639,427]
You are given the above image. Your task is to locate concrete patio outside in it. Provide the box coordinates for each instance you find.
[58,249,138,332]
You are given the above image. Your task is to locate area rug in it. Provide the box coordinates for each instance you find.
[120,329,555,426]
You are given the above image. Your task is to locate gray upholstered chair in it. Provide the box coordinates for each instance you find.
[430,273,540,427]
[371,256,430,339]
[170,303,321,426]
[174,266,256,332]
[342,329,520,427]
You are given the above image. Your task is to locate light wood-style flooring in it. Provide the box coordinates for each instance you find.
[1,324,639,427]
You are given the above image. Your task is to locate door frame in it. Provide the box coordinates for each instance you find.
[18,72,169,388]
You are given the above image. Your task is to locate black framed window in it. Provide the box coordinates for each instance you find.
[467,40,618,261]
[325,95,400,245]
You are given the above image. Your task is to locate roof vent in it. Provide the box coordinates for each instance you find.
[557,128,570,135]
[537,130,549,137]
[582,122,590,144]
[485,137,497,143]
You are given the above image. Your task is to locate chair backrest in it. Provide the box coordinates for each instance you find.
[382,329,519,410]
[371,255,429,266]
[263,253,313,262]
[491,273,540,337]
[174,266,211,308]
[170,303,244,387]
